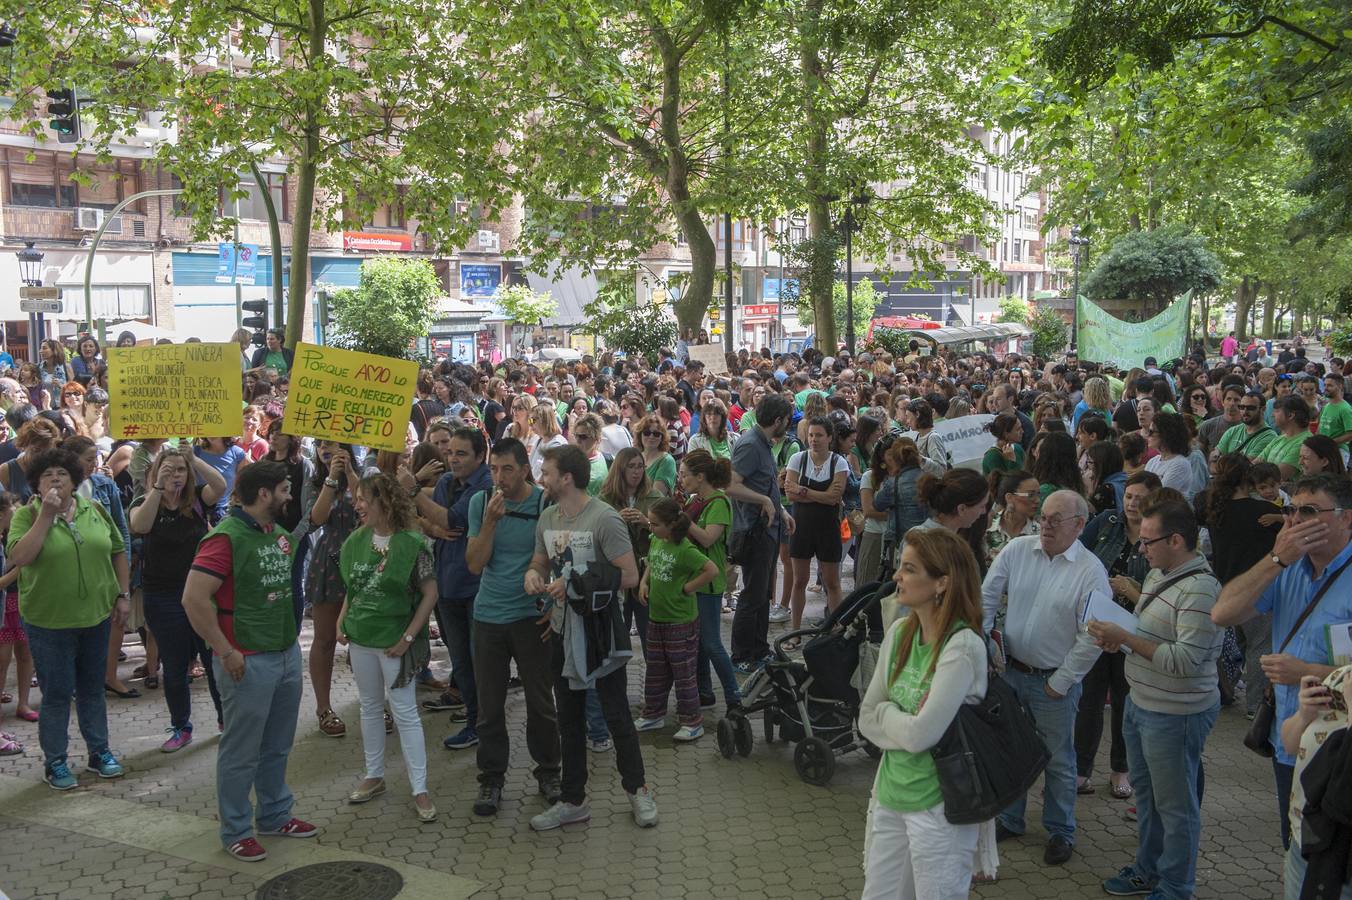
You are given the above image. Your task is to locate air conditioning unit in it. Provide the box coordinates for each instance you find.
[477,229,500,252]
[74,207,103,231]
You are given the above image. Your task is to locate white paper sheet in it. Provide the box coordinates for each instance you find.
[1081,589,1139,635]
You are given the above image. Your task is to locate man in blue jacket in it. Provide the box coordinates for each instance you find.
[401,426,492,749]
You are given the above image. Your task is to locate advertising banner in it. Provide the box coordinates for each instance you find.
[215,242,260,285]
[283,343,418,452]
[461,264,502,297]
[108,343,243,439]
[1076,292,1192,369]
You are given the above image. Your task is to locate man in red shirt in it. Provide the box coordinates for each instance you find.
[183,461,318,862]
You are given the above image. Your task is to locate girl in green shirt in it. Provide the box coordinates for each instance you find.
[857,528,990,897]
[679,450,739,708]
[338,473,439,823]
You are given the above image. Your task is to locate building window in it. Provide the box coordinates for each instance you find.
[4,150,141,210]
[223,170,287,222]
[715,217,756,251]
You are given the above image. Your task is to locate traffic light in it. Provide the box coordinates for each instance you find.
[242,300,268,347]
[46,87,80,144]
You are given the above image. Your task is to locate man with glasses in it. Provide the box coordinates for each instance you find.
[1087,495,1223,900]
[1216,390,1277,459]
[981,489,1111,866]
[1213,474,1352,849]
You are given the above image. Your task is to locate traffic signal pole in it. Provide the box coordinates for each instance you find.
[82,188,182,343]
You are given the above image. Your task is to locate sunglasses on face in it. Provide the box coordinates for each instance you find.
[1239,404,1260,411]
[642,430,662,438]
[1284,505,1344,518]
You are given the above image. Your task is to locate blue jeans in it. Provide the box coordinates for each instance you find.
[213,642,303,846]
[24,618,112,772]
[696,593,740,705]
[585,688,608,741]
[1123,697,1217,900]
[143,588,221,732]
[1275,759,1295,850]
[438,596,477,729]
[998,667,1081,842]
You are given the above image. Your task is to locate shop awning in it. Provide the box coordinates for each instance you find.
[524,265,597,327]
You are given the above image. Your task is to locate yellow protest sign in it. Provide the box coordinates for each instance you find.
[283,343,417,452]
[108,343,243,440]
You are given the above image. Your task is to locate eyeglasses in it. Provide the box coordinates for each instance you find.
[642,430,663,438]
[1238,404,1260,411]
[1283,505,1344,518]
[1010,490,1039,499]
[574,432,595,441]
[1036,514,1084,529]
[1137,533,1177,548]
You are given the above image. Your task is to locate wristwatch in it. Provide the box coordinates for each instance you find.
[402,634,414,644]
[116,592,129,601]
[408,484,420,497]
[1271,553,1288,569]
[324,477,339,488]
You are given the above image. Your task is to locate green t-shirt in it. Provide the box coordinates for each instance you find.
[1259,431,1310,469]
[645,536,709,623]
[9,496,123,630]
[586,454,609,496]
[469,486,547,625]
[981,444,1025,476]
[739,410,758,433]
[1216,422,1277,458]
[688,491,732,595]
[794,388,826,411]
[265,349,289,377]
[1106,375,1125,403]
[878,626,943,813]
[338,528,432,649]
[1318,398,1352,441]
[645,453,677,494]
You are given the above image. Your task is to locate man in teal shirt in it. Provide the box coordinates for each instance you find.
[1317,374,1352,458]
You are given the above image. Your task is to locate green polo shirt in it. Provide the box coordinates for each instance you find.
[1318,398,1352,441]
[1216,422,1278,458]
[8,496,123,630]
[1258,430,1310,469]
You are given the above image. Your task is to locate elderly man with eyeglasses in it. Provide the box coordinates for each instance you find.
[981,488,1111,867]
[1213,474,1352,851]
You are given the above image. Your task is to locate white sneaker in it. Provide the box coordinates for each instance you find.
[587,737,613,753]
[673,724,703,742]
[767,606,790,623]
[634,716,665,732]
[629,785,659,828]
[530,800,591,831]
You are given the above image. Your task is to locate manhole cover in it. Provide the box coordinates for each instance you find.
[256,861,404,900]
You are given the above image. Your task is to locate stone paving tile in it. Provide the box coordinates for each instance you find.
[0,572,1287,900]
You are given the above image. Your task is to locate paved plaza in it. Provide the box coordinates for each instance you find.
[1,585,1286,900]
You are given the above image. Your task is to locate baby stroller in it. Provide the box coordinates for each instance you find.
[717,580,887,786]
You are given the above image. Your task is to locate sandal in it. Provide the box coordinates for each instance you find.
[384,710,394,734]
[781,637,802,652]
[1076,778,1096,795]
[318,709,346,738]
[0,733,22,755]
[144,675,159,690]
[1,691,11,704]
[105,683,141,699]
[1110,780,1134,800]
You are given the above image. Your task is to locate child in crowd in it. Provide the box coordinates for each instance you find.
[634,499,717,743]
[1250,461,1291,527]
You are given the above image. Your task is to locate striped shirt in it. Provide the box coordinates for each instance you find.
[1124,553,1224,716]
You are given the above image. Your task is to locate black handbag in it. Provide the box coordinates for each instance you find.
[1244,555,1352,757]
[727,515,766,564]
[930,644,1051,825]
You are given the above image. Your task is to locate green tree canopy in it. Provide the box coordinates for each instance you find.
[1081,226,1221,311]
[796,279,881,342]
[1028,305,1069,359]
[329,257,440,360]
[493,285,558,327]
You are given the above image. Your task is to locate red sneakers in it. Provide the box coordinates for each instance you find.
[226,838,268,861]
[258,818,320,838]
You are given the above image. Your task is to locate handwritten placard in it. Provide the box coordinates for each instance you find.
[108,343,243,440]
[686,343,728,375]
[283,343,417,452]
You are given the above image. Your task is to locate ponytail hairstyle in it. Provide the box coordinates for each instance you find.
[1206,453,1252,527]
[680,448,732,489]
[916,468,989,516]
[648,497,692,543]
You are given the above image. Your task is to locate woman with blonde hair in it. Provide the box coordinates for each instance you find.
[1072,377,1114,431]
[858,528,989,898]
[506,393,538,443]
[527,402,567,480]
[600,446,662,652]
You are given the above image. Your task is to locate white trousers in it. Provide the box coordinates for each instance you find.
[861,802,978,900]
[348,643,428,795]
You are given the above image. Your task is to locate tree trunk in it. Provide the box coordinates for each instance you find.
[1293,304,1304,337]
[798,1,837,354]
[286,0,327,350]
[1197,294,1210,351]
[1234,276,1252,343]
[672,203,716,335]
[1261,282,1277,339]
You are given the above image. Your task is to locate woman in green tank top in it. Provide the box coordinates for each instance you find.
[337,473,439,823]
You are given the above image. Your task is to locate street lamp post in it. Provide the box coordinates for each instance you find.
[1068,226,1090,352]
[16,241,45,361]
[842,192,870,356]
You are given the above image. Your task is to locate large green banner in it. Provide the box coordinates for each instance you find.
[1076,292,1192,369]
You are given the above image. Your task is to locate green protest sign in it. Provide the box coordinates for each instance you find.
[1076,292,1192,369]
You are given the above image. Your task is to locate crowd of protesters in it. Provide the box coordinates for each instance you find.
[0,326,1348,898]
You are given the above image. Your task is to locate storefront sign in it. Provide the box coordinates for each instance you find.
[284,343,418,452]
[108,343,243,439]
[763,278,799,302]
[342,231,413,252]
[743,303,780,320]
[461,264,501,297]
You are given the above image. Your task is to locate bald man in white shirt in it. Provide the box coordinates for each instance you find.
[981,489,1111,866]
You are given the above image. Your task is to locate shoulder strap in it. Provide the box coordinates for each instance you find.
[1277,554,1352,653]
[1236,426,1273,453]
[1134,568,1207,617]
